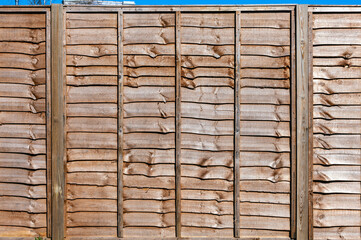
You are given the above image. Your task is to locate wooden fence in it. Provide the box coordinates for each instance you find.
[0,4,360,240]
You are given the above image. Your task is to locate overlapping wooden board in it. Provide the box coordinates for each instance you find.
[312,13,361,240]
[0,12,48,238]
[239,11,292,239]
[65,12,118,237]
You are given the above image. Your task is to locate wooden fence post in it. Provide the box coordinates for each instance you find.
[51,4,65,240]
[296,4,310,240]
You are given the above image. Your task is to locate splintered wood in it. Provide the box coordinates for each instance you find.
[0,13,47,237]
[312,13,361,240]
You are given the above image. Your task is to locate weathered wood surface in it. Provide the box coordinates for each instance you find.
[240,12,292,238]
[312,12,361,240]
[0,11,47,238]
[180,13,234,237]
[65,12,118,238]
[121,13,176,238]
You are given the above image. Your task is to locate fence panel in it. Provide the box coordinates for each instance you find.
[0,10,49,238]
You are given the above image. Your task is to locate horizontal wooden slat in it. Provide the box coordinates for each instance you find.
[67,149,117,161]
[241,55,289,68]
[0,138,45,154]
[124,212,175,227]
[0,98,44,113]
[0,196,45,213]
[0,168,45,184]
[314,134,361,149]
[67,45,117,57]
[67,76,117,86]
[181,213,232,228]
[313,165,360,182]
[67,185,117,199]
[0,183,45,198]
[124,44,175,57]
[314,93,361,106]
[67,199,116,212]
[314,29,361,45]
[0,69,45,85]
[314,227,360,240]
[313,182,360,194]
[67,161,116,173]
[67,212,117,227]
[124,199,176,214]
[313,194,361,210]
[313,57,361,67]
[67,117,117,133]
[0,153,45,169]
[67,86,117,103]
[124,117,175,133]
[241,28,290,45]
[314,209,361,227]
[124,86,174,103]
[67,103,117,117]
[313,149,360,166]
[67,132,117,149]
[240,202,289,218]
[241,192,290,204]
[124,133,175,149]
[0,14,45,28]
[66,226,116,237]
[67,66,117,76]
[313,45,361,58]
[0,28,45,43]
[241,12,290,28]
[240,180,289,193]
[67,28,117,45]
[314,119,361,134]
[314,105,361,119]
[313,13,361,29]
[181,13,234,28]
[0,226,46,237]
[124,13,175,28]
[68,172,116,186]
[313,79,361,94]
[66,13,117,28]
[66,55,117,67]
[124,162,175,177]
[240,215,290,230]
[182,27,234,45]
[0,42,45,55]
[0,124,45,139]
[241,68,289,79]
[125,67,175,77]
[0,211,45,228]
[125,76,174,87]
[0,84,45,99]
[0,53,45,70]
[124,28,174,45]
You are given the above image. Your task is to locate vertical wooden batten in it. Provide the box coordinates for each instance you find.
[296,5,310,240]
[308,10,314,240]
[117,10,124,238]
[45,8,52,239]
[175,11,182,238]
[290,7,297,239]
[234,10,241,239]
[51,4,65,240]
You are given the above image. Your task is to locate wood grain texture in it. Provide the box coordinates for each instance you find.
[312,11,361,240]
[0,11,47,238]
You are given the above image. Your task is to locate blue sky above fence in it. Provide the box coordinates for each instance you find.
[1,0,360,7]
